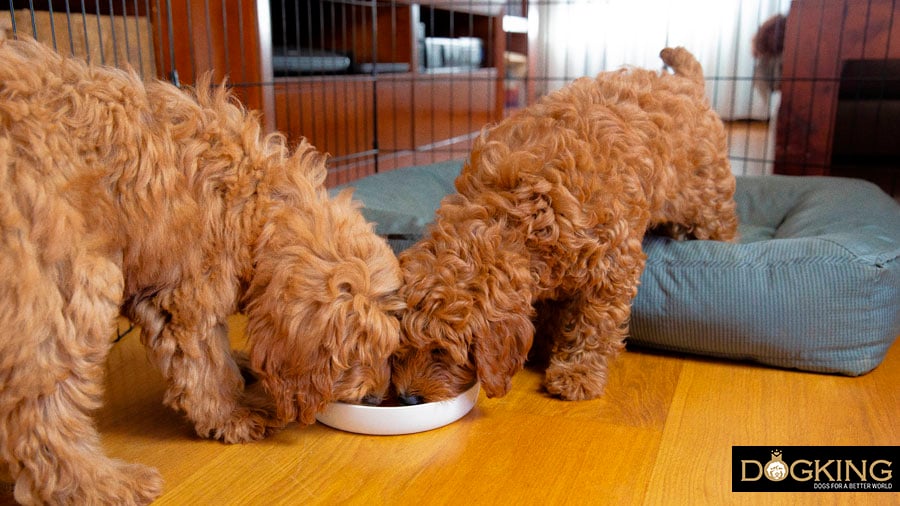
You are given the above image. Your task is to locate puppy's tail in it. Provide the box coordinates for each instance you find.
[660,47,705,86]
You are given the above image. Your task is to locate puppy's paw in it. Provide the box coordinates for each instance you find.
[114,462,165,505]
[212,406,283,443]
[543,363,607,401]
[76,461,163,506]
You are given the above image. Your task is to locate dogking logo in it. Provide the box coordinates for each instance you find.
[732,446,898,492]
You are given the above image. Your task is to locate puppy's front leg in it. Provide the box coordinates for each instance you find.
[542,291,630,401]
[542,242,644,400]
[132,302,281,443]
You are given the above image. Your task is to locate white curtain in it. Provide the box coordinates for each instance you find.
[534,0,791,120]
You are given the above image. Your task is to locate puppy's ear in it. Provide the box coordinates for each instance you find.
[246,309,336,425]
[468,252,535,398]
[472,312,534,398]
[250,249,401,424]
[242,227,341,425]
[321,258,403,372]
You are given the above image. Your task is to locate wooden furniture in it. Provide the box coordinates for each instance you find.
[2,315,896,505]
[151,0,275,132]
[267,0,508,185]
[775,0,900,194]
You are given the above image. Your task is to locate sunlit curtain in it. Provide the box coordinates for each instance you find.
[533,0,791,120]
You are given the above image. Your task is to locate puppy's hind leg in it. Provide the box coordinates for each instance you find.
[676,156,739,242]
[692,178,739,242]
[0,252,162,505]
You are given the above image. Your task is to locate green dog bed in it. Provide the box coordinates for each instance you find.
[335,161,900,375]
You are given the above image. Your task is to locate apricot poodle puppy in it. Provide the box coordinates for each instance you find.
[0,38,403,505]
[393,47,738,405]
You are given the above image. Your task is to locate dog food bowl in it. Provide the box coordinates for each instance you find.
[315,383,480,435]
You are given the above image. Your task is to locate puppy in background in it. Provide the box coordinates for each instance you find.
[392,47,737,405]
[0,37,402,505]
[752,13,787,94]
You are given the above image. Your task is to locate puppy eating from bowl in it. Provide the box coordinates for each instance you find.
[0,37,403,505]
[392,47,738,405]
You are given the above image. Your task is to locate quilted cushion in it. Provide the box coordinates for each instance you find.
[335,162,900,375]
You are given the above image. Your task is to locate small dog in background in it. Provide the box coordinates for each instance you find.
[752,13,787,94]
[0,38,402,505]
[393,47,738,405]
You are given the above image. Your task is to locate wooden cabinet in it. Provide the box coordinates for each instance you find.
[775,0,900,194]
[268,0,508,185]
[150,0,275,133]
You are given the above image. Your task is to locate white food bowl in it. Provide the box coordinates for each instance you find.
[315,383,480,435]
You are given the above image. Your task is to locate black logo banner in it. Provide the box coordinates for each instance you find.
[732,446,898,492]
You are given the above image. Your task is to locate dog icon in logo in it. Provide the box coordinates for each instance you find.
[764,449,788,481]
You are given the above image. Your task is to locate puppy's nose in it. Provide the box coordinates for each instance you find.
[398,393,424,406]
[362,394,383,406]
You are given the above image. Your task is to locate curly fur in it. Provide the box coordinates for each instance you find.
[392,47,737,404]
[0,38,402,505]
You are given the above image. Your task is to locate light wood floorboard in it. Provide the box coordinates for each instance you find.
[1,315,896,504]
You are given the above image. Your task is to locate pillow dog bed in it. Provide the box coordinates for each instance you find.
[335,161,900,375]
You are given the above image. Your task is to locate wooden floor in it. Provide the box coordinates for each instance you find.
[2,315,896,505]
[726,120,774,177]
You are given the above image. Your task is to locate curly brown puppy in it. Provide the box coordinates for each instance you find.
[0,38,402,505]
[392,47,737,405]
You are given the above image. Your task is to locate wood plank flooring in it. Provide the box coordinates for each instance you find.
[2,314,896,505]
